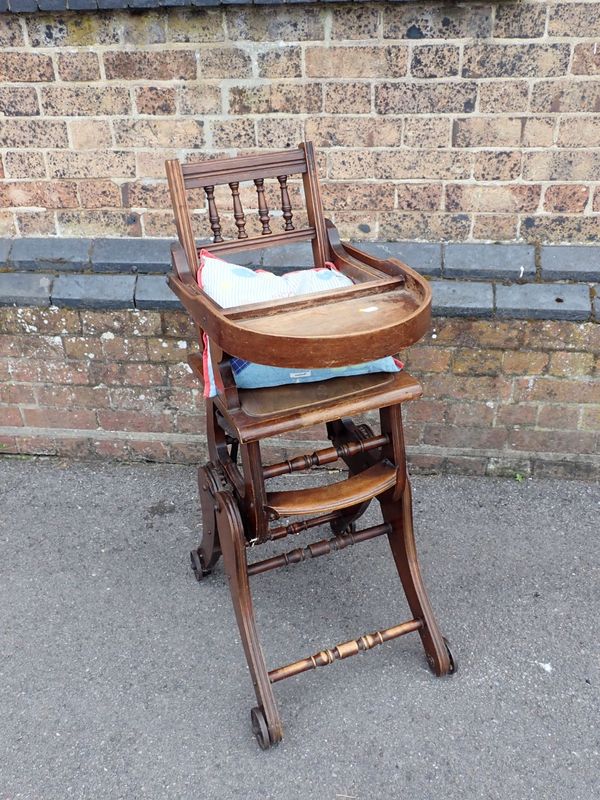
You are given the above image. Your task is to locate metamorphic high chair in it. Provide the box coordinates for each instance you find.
[165,142,456,750]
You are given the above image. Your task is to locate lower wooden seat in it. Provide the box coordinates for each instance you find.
[218,371,423,443]
[265,461,397,518]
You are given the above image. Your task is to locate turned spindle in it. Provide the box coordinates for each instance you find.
[229,181,248,239]
[277,175,294,231]
[254,178,272,235]
[204,185,223,243]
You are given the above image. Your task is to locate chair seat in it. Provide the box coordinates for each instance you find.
[217,371,422,443]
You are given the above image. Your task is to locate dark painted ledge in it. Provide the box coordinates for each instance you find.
[0,238,598,322]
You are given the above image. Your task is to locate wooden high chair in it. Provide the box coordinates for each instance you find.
[165,142,456,749]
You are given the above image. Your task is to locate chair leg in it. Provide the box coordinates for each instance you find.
[215,490,283,749]
[381,478,453,676]
[191,464,223,580]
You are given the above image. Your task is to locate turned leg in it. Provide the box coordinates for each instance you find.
[215,491,283,748]
[379,405,454,676]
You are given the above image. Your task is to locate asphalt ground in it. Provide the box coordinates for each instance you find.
[1,458,598,800]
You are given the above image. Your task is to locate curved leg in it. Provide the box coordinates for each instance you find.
[216,491,283,747]
[380,476,451,677]
[191,464,223,580]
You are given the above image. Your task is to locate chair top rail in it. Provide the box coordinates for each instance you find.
[181,149,307,189]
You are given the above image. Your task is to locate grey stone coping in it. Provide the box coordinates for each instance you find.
[3,0,351,9]
[0,273,53,307]
[92,238,173,274]
[541,246,600,282]
[496,283,591,322]
[444,243,536,281]
[355,242,442,277]
[135,275,181,310]
[51,274,136,309]
[430,280,494,318]
[1,238,600,285]
[1,271,596,321]
[9,237,91,272]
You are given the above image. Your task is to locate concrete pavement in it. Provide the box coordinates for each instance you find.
[1,458,598,800]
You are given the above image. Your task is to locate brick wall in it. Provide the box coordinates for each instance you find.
[1,306,598,479]
[1,2,600,243]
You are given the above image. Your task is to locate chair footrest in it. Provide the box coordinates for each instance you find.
[269,618,423,683]
[264,462,397,519]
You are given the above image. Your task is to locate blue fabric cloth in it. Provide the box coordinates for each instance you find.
[230,355,401,392]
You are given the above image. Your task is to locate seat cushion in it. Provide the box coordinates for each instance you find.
[198,249,402,397]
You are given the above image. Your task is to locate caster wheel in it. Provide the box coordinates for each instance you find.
[251,706,271,750]
[426,638,457,676]
[190,548,209,581]
[444,637,457,675]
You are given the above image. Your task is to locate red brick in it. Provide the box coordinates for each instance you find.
[0,333,64,360]
[572,44,600,75]
[452,349,503,376]
[0,383,36,405]
[16,435,58,456]
[514,378,599,404]
[128,440,170,462]
[537,405,580,430]
[543,185,589,214]
[0,406,23,427]
[97,409,175,433]
[0,52,53,82]
[548,352,595,377]
[533,459,600,481]
[508,429,596,455]
[199,47,252,78]
[63,337,105,361]
[463,44,570,79]
[80,310,162,336]
[452,116,521,147]
[0,435,19,453]
[147,337,190,363]
[580,407,600,431]
[0,181,78,209]
[41,87,131,117]
[403,346,451,373]
[8,358,89,385]
[57,52,101,81]
[496,404,538,427]
[35,385,110,409]
[22,407,97,430]
[396,184,442,212]
[135,87,177,115]
[424,374,513,402]
[0,16,25,47]
[446,184,541,214]
[404,399,447,424]
[503,351,549,375]
[78,180,122,209]
[306,45,407,79]
[104,50,196,80]
[0,87,39,117]
[423,424,507,450]
[445,402,495,427]
[0,119,68,149]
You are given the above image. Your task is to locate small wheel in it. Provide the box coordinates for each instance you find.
[251,706,271,750]
[443,637,457,675]
[426,638,457,676]
[190,548,209,581]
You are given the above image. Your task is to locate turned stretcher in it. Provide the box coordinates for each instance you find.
[165,142,455,750]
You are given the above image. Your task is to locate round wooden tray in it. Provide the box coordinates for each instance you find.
[169,258,431,369]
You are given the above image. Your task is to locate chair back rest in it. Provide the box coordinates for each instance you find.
[165,142,328,281]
